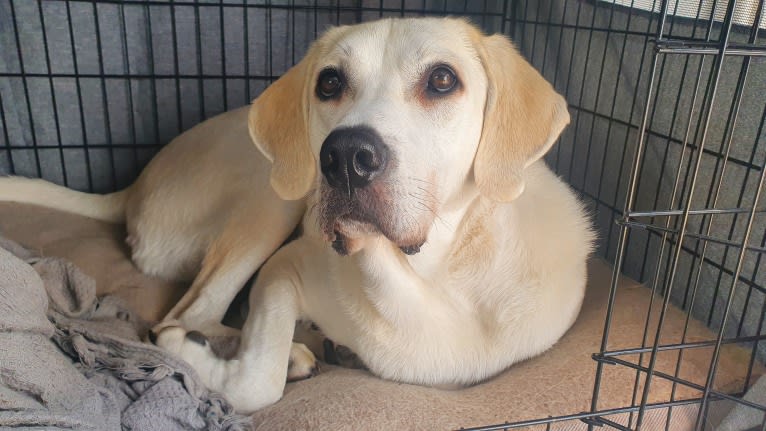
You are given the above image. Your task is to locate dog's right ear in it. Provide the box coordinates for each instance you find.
[471,32,569,203]
[248,52,317,201]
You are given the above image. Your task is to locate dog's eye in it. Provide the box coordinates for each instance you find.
[317,68,343,100]
[427,66,458,94]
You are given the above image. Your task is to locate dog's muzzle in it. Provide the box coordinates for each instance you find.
[320,126,389,196]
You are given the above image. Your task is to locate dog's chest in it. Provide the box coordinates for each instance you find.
[299,240,517,385]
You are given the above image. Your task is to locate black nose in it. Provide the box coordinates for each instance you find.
[320,126,389,195]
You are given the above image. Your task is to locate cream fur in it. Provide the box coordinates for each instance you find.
[0,17,593,414]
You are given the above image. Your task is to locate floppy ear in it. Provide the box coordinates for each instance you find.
[473,34,570,202]
[248,53,317,200]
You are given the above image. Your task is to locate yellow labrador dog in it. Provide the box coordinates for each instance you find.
[0,17,593,413]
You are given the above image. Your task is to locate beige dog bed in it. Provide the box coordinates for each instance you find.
[0,202,760,430]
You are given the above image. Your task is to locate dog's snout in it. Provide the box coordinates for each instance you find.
[320,126,389,194]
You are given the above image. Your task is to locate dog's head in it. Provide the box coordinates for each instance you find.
[249,18,569,255]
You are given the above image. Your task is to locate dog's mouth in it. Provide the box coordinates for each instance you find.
[329,218,423,256]
[318,185,428,256]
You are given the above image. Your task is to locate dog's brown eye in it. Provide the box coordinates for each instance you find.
[317,68,343,100]
[427,66,457,94]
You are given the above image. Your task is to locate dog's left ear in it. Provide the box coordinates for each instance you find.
[473,34,570,202]
[248,52,317,200]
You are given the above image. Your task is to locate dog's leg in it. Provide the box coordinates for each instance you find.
[157,323,316,382]
[162,203,302,333]
[155,246,309,413]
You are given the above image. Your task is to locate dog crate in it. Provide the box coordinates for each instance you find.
[2,0,766,429]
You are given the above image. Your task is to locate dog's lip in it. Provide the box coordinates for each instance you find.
[329,214,378,238]
[319,186,427,254]
[329,215,424,255]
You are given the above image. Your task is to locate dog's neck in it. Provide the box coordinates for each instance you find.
[361,183,488,281]
[340,188,495,326]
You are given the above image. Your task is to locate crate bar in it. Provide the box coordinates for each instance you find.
[9,0,43,178]
[37,0,507,17]
[92,1,118,190]
[532,0,555,76]
[535,0,557,96]
[632,0,708,286]
[639,226,766,297]
[194,1,205,122]
[219,0,227,111]
[513,19,655,37]
[0,72,285,80]
[499,0,510,35]
[117,2,140,175]
[580,1,620,214]
[631,0,738,427]
[656,46,766,56]
[736,234,766,339]
[591,0,655,262]
[64,0,94,190]
[527,0,543,66]
[312,0,318,39]
[266,0,272,86]
[628,208,766,217]
[593,354,766,413]
[533,0,561,188]
[598,333,766,357]
[572,103,762,171]
[588,48,667,431]
[565,0,600,187]
[636,0,736,429]
[602,0,661,268]
[695,84,766,431]
[699,3,766,358]
[587,416,632,431]
[669,3,764,424]
[550,0,570,168]
[517,0,527,51]
[0,92,13,174]
[589,12,664,431]
[743,231,766,390]
[243,0,249,102]
[1,143,164,150]
[655,40,766,57]
[704,77,766,332]
[629,4,714,419]
[555,0,582,174]
[144,3,161,152]
[618,219,766,255]
[36,0,68,186]
[169,0,183,132]
[462,397,705,431]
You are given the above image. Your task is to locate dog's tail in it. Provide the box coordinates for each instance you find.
[0,176,128,223]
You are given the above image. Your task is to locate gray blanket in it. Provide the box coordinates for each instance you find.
[0,237,250,431]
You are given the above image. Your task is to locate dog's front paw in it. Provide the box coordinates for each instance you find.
[287,342,319,382]
[152,324,223,387]
[150,324,293,414]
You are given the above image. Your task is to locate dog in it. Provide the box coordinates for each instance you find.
[0,17,593,413]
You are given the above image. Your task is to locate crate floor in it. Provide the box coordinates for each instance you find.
[0,202,760,430]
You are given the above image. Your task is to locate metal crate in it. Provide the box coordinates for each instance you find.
[2,1,765,429]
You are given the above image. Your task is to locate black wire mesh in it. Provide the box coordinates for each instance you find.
[3,1,766,430]
[507,1,766,430]
[0,0,507,193]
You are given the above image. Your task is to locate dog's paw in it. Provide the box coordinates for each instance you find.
[152,324,223,386]
[146,319,182,344]
[154,324,208,355]
[287,342,319,382]
[150,324,289,414]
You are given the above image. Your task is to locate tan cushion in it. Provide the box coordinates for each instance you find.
[0,202,760,430]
